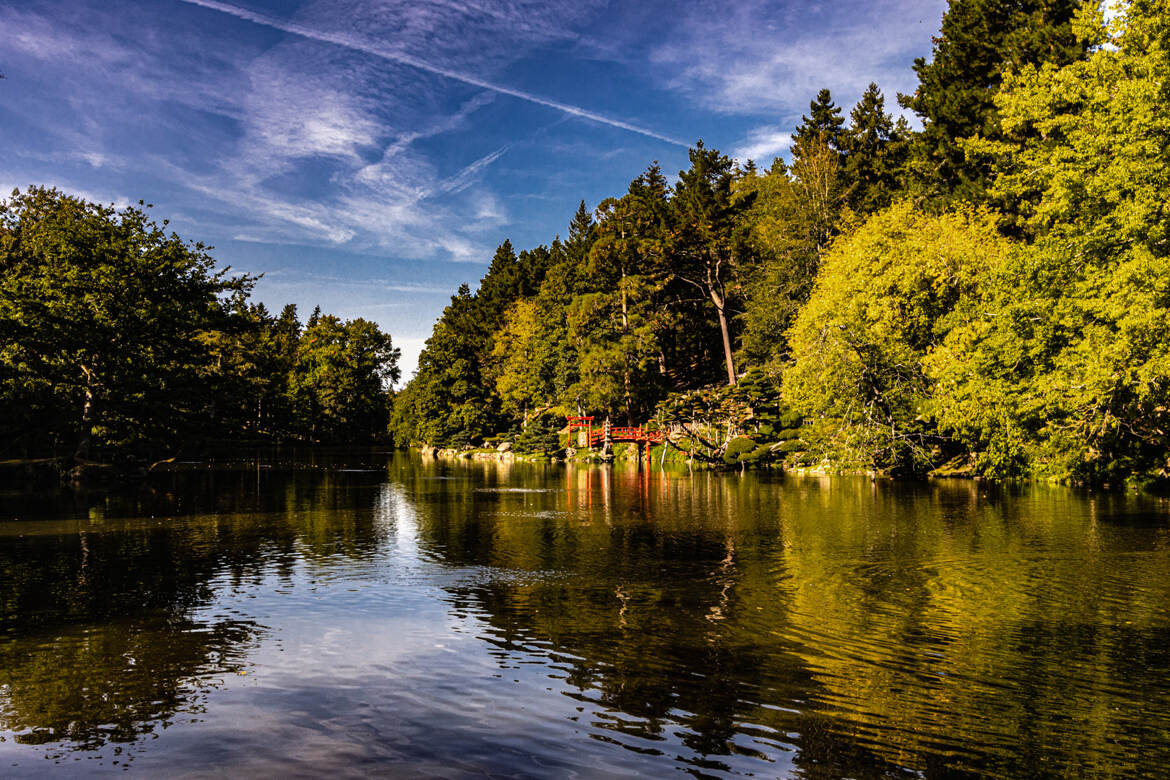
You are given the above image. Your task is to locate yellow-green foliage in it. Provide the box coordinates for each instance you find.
[722,436,758,465]
[783,202,1011,471]
[492,298,544,418]
[930,1,1170,483]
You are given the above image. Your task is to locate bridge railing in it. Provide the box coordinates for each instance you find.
[586,426,664,445]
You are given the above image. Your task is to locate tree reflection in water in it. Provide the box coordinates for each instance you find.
[0,450,390,759]
[398,460,1170,778]
[1,453,1168,777]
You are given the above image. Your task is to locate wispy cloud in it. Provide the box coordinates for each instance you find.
[177,0,687,147]
[257,270,453,295]
[731,128,791,164]
[651,0,946,119]
[122,41,510,260]
[1,0,574,265]
[434,146,511,196]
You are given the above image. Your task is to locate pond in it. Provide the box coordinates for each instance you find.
[2,451,1169,777]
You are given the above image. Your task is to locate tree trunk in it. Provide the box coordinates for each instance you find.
[624,364,635,426]
[76,366,96,460]
[715,302,736,386]
[621,263,634,425]
[705,276,737,386]
[620,272,629,333]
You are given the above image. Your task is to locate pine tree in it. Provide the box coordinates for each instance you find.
[841,83,908,213]
[477,239,521,328]
[669,143,751,387]
[573,165,672,422]
[791,89,845,162]
[899,0,1085,204]
[567,199,594,256]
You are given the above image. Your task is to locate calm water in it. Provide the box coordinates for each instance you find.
[2,451,1169,778]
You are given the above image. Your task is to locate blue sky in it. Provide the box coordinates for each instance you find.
[0,0,946,379]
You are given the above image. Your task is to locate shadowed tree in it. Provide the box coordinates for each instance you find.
[899,0,1085,204]
[0,187,252,459]
[669,143,753,386]
[841,83,910,213]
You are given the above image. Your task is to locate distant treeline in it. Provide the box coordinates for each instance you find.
[394,0,1170,484]
[0,188,399,464]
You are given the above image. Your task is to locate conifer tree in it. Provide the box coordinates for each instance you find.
[669,143,751,386]
[573,167,670,421]
[791,89,845,162]
[899,0,1085,203]
[841,83,908,213]
[477,239,521,329]
[566,199,594,261]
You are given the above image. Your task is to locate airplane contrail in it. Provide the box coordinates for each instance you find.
[434,145,512,195]
[178,0,688,147]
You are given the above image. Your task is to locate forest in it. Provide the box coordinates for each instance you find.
[392,0,1170,484]
[4,0,1169,485]
[0,187,400,469]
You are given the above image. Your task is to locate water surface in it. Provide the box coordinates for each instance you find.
[2,451,1169,777]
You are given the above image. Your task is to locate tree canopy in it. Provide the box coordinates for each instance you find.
[0,187,400,463]
[393,0,1170,485]
[14,0,1169,486]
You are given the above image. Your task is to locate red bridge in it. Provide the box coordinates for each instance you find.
[567,416,664,448]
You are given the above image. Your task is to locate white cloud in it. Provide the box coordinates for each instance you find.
[1,7,129,65]
[244,82,381,163]
[81,152,107,168]
[0,0,598,267]
[471,191,508,224]
[178,0,685,146]
[731,128,792,164]
[651,0,946,119]
[435,234,485,263]
[98,30,514,262]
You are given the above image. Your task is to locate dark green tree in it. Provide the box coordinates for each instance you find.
[566,199,595,266]
[492,205,597,423]
[841,83,909,213]
[791,88,846,161]
[573,168,672,422]
[395,232,561,446]
[477,239,523,330]
[669,143,754,386]
[513,413,562,457]
[0,187,252,459]
[196,299,276,439]
[899,0,1085,204]
[394,285,493,446]
[288,314,399,442]
[262,303,302,436]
